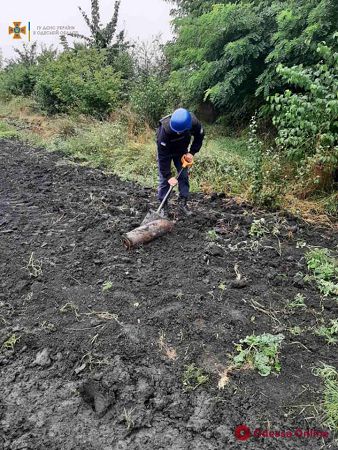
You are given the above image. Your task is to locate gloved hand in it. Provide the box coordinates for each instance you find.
[181,153,194,167]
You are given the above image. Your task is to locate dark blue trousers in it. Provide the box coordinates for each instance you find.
[157,149,189,202]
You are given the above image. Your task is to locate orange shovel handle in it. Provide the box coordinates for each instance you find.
[181,155,194,168]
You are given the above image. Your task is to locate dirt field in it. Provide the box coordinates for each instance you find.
[0,140,337,450]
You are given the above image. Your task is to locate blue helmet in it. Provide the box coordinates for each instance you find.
[170,108,192,133]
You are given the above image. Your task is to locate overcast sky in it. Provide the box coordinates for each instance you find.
[0,0,173,61]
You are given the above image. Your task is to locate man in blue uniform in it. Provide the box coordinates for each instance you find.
[156,108,205,216]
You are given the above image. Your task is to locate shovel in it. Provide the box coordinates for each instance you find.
[123,160,191,249]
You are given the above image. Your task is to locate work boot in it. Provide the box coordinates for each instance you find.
[178,197,192,216]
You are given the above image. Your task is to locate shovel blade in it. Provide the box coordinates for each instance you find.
[141,209,166,226]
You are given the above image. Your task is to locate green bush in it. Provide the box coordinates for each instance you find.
[34,49,124,116]
[0,64,39,99]
[130,76,172,127]
[270,43,338,168]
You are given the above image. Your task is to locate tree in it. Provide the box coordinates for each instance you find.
[61,0,128,51]
[129,37,172,126]
[10,42,38,66]
[165,0,217,18]
[167,2,277,118]
[257,0,338,97]
[165,0,277,18]
[131,36,169,79]
[165,0,338,119]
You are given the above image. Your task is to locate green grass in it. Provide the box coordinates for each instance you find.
[189,135,252,195]
[0,97,254,196]
[314,365,338,431]
[51,120,252,195]
[52,121,159,186]
[0,121,17,138]
[0,97,336,221]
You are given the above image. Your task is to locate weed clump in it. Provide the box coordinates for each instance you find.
[182,364,209,391]
[233,333,284,377]
[249,218,269,238]
[1,334,20,351]
[305,248,338,297]
[288,293,306,309]
[315,319,338,345]
[102,281,113,293]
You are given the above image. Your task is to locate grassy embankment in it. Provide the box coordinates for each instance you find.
[0,96,336,224]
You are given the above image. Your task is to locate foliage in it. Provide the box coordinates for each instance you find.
[10,42,38,66]
[249,218,269,238]
[270,42,338,179]
[1,334,20,351]
[314,364,338,431]
[132,38,169,79]
[166,0,337,118]
[130,76,172,127]
[0,64,39,98]
[233,333,285,376]
[167,2,275,118]
[165,0,217,18]
[129,38,172,127]
[61,0,127,52]
[316,319,338,345]
[0,44,57,99]
[34,49,124,115]
[0,121,17,139]
[182,363,209,391]
[102,280,113,292]
[306,248,337,280]
[305,247,338,296]
[258,0,338,96]
[288,293,306,309]
[206,229,218,241]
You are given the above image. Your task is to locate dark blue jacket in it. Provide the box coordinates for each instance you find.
[156,113,205,155]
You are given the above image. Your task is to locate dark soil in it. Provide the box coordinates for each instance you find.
[0,140,337,450]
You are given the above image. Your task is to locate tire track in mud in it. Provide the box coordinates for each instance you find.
[0,140,337,450]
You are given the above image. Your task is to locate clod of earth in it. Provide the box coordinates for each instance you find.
[34,348,51,367]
